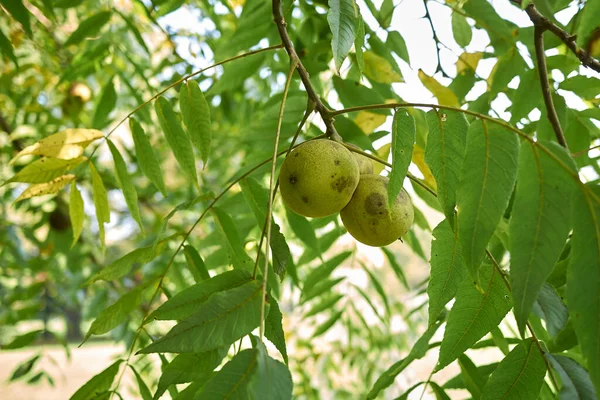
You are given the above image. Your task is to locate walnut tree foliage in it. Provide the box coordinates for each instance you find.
[1,0,600,399]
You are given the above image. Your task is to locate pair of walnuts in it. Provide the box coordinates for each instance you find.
[279,139,414,247]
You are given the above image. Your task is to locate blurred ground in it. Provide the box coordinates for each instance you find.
[0,342,135,400]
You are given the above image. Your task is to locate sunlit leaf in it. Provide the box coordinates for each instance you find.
[567,184,600,395]
[3,330,43,350]
[386,30,410,64]
[480,338,546,399]
[64,11,112,46]
[89,163,110,252]
[248,342,293,399]
[10,129,103,163]
[130,365,152,400]
[418,70,460,107]
[354,17,365,73]
[15,174,75,202]
[139,280,264,354]
[456,120,519,287]
[428,219,468,325]
[69,181,84,247]
[327,0,359,71]
[424,110,468,225]
[147,269,253,322]
[388,109,415,207]
[0,0,33,36]
[180,79,212,166]
[363,51,403,83]
[155,96,198,188]
[129,118,167,196]
[4,156,86,185]
[70,360,122,400]
[437,264,511,371]
[107,140,143,231]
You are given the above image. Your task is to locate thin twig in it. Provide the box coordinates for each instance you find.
[259,59,298,340]
[485,250,560,392]
[573,143,600,157]
[272,0,342,141]
[422,0,449,77]
[533,25,568,149]
[518,1,600,73]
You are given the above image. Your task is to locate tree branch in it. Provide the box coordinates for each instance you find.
[533,25,568,149]
[272,0,342,141]
[422,0,449,78]
[522,2,600,73]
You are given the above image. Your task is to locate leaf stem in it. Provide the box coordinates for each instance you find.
[258,59,298,340]
[532,25,568,149]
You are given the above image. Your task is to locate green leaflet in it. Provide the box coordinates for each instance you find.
[147,269,253,322]
[180,79,212,166]
[0,0,33,36]
[0,26,18,67]
[532,283,569,338]
[86,244,157,284]
[481,339,546,399]
[92,77,117,129]
[89,162,110,252]
[212,207,255,272]
[386,31,410,65]
[354,17,365,73]
[64,11,112,46]
[4,156,86,185]
[427,219,468,326]
[388,109,415,208]
[69,181,84,247]
[285,205,319,252]
[129,118,167,196]
[451,12,472,47]
[107,140,143,232]
[567,184,600,395]
[303,251,352,291]
[239,178,290,279]
[155,96,198,188]
[183,245,211,282]
[154,348,227,400]
[138,280,264,354]
[367,318,443,399]
[129,365,152,400]
[83,281,154,343]
[546,353,597,400]
[209,52,266,94]
[424,110,469,226]
[327,0,359,71]
[265,296,289,364]
[458,355,486,398]
[509,141,576,334]
[196,343,293,400]
[70,360,123,400]
[456,119,519,286]
[437,264,511,371]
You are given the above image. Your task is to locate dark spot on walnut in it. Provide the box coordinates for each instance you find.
[294,152,300,157]
[365,193,387,216]
[330,175,355,193]
[289,175,297,184]
[302,196,309,204]
[334,159,341,165]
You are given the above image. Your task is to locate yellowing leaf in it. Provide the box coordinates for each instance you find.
[354,111,387,134]
[4,156,86,185]
[457,52,483,75]
[418,69,460,107]
[69,181,84,247]
[15,174,76,202]
[10,129,104,164]
[412,144,437,190]
[363,51,403,83]
[374,143,391,174]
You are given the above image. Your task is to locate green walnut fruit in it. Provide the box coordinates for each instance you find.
[340,174,414,247]
[280,139,360,218]
[347,143,374,175]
